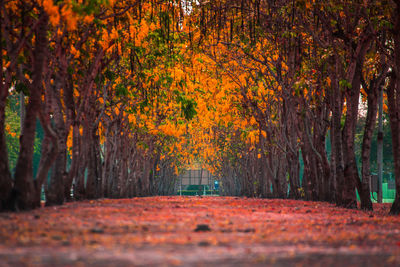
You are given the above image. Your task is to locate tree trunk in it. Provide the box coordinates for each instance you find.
[46,151,66,206]
[64,124,80,201]
[316,130,331,202]
[34,106,58,207]
[13,13,48,210]
[0,0,14,211]
[0,99,13,211]
[74,133,87,200]
[361,67,388,210]
[93,133,103,199]
[85,130,100,200]
[388,73,400,214]
[301,129,319,201]
[331,57,345,206]
[46,85,67,206]
[342,31,373,209]
[388,3,400,214]
[341,87,360,209]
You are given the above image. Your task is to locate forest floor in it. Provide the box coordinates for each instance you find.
[0,196,400,266]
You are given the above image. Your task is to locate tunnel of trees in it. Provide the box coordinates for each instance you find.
[1,0,400,215]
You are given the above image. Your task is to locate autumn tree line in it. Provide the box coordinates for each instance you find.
[2,0,400,215]
[0,0,197,211]
[190,0,400,214]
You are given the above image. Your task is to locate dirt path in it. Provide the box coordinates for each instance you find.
[0,196,399,266]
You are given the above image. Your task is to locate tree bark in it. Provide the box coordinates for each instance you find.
[46,82,67,206]
[341,84,360,209]
[0,98,13,210]
[0,0,16,211]
[64,124,80,200]
[360,66,388,210]
[13,12,48,210]
[341,36,372,209]
[32,93,59,206]
[388,2,400,214]
[388,73,400,214]
[331,56,345,206]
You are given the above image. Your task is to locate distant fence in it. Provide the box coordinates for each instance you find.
[369,175,395,203]
[179,169,213,186]
[176,168,217,195]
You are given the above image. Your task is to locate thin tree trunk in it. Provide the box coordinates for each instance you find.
[331,57,345,206]
[389,3,400,214]
[46,84,67,206]
[0,99,13,210]
[361,66,388,210]
[34,106,58,207]
[388,73,400,214]
[64,124,79,201]
[0,0,16,211]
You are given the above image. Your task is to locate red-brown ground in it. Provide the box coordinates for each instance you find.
[0,196,399,266]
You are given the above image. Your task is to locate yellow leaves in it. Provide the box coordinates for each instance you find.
[137,20,149,43]
[197,99,207,115]
[43,0,94,30]
[5,1,18,12]
[175,142,182,152]
[128,114,136,125]
[173,66,185,81]
[110,28,119,40]
[42,0,60,27]
[129,25,136,39]
[281,61,288,71]
[66,126,73,153]
[55,29,63,39]
[149,22,157,32]
[5,124,17,137]
[174,165,179,175]
[100,29,112,51]
[250,116,257,126]
[360,87,367,99]
[326,77,331,87]
[383,103,388,113]
[261,130,267,138]
[98,122,105,145]
[61,5,78,31]
[158,121,185,138]
[73,89,80,98]
[83,15,94,24]
[247,130,258,145]
[70,46,80,58]
[126,12,135,24]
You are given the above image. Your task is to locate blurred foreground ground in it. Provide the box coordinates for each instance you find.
[0,196,399,266]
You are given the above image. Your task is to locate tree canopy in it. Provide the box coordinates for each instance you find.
[1,0,400,214]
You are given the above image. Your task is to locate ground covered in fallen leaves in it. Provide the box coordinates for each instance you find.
[0,196,400,266]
